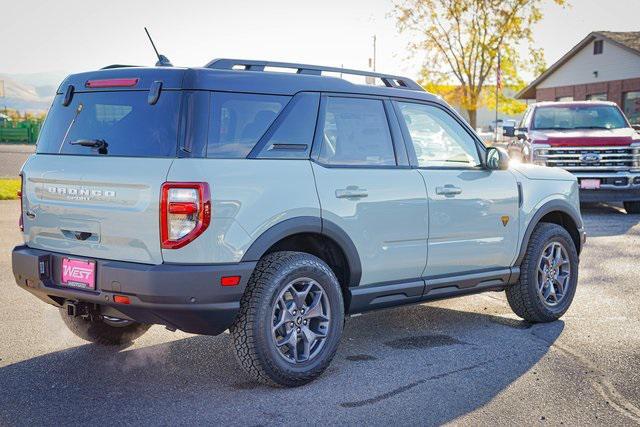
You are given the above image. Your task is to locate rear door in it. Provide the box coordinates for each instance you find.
[311,95,428,286]
[394,101,519,276]
[22,88,182,264]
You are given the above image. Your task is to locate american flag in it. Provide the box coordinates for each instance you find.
[496,52,502,91]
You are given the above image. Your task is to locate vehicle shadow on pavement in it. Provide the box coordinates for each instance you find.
[580,202,640,237]
[0,304,563,425]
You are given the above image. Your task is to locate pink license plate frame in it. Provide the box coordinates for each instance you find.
[61,258,96,290]
[580,179,601,190]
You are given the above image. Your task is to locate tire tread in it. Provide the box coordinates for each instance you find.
[230,251,343,387]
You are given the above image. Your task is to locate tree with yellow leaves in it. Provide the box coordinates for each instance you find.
[394,0,567,128]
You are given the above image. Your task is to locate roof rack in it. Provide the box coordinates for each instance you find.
[100,64,141,69]
[204,58,424,91]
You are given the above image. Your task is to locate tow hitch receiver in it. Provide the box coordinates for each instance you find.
[64,301,77,317]
[63,301,96,319]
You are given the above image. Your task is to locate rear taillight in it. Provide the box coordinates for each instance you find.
[18,174,24,232]
[160,182,211,249]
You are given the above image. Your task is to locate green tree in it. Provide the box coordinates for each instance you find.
[395,0,566,128]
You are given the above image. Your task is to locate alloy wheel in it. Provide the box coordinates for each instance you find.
[536,241,571,307]
[271,278,331,363]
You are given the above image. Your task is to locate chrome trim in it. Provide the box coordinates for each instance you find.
[538,146,639,172]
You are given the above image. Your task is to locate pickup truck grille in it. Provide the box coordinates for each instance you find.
[540,146,640,172]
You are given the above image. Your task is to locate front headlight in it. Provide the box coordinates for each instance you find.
[531,143,551,166]
[631,142,640,172]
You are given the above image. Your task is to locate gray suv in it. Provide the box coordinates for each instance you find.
[12,59,586,386]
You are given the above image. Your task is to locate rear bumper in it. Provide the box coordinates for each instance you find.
[11,245,256,335]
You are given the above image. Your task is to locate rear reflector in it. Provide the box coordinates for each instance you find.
[221,276,241,287]
[85,78,139,88]
[113,295,131,304]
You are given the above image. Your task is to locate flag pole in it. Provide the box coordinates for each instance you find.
[495,50,500,144]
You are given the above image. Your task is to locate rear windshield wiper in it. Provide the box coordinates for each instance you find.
[69,139,109,154]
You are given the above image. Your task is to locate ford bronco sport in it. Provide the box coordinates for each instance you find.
[505,101,640,213]
[12,59,585,386]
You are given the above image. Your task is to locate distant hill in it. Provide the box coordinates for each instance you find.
[0,72,67,113]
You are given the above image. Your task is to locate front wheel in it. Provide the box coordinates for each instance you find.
[623,201,640,214]
[506,223,579,323]
[230,251,344,387]
[59,309,150,345]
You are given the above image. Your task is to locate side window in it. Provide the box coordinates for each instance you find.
[397,102,481,168]
[256,93,319,159]
[318,97,396,166]
[207,92,290,158]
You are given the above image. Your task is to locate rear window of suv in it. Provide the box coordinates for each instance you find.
[37,91,181,157]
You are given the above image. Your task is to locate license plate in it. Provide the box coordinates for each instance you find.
[580,179,601,190]
[61,258,96,290]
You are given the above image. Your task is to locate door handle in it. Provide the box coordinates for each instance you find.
[435,185,462,196]
[335,186,368,199]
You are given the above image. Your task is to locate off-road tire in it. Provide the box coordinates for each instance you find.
[506,222,579,323]
[59,309,151,345]
[230,251,344,387]
[623,201,640,214]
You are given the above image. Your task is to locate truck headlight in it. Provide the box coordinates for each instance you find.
[531,143,551,166]
[632,142,640,172]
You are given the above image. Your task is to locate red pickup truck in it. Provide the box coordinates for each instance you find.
[505,101,640,213]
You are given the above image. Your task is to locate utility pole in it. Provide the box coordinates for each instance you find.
[372,35,377,71]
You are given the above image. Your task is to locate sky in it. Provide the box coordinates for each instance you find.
[1,0,639,83]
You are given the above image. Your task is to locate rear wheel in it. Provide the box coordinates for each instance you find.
[230,251,344,387]
[59,309,150,345]
[506,223,579,323]
[623,201,640,214]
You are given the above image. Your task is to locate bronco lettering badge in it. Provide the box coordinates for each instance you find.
[45,185,116,201]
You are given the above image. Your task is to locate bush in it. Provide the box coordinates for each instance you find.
[0,179,21,200]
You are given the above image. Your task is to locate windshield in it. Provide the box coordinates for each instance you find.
[531,105,628,130]
[37,91,180,157]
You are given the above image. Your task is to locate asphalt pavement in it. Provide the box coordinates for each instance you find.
[0,145,34,178]
[0,200,639,426]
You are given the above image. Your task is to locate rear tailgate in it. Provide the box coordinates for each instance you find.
[22,74,183,264]
[22,155,172,264]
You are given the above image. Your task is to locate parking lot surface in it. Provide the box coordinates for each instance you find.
[0,200,639,426]
[0,145,34,178]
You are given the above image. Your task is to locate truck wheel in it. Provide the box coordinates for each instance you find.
[506,223,578,323]
[59,309,150,345]
[230,251,344,387]
[623,201,640,214]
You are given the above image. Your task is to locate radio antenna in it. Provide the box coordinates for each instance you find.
[144,27,173,67]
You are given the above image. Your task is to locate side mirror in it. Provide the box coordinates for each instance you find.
[503,126,515,137]
[516,127,528,141]
[486,147,510,170]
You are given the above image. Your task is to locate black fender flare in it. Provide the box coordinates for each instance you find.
[241,216,362,287]
[515,199,583,266]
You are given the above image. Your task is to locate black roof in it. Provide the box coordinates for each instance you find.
[57,59,441,103]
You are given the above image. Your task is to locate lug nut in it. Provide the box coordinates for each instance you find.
[290,322,295,326]
[303,320,307,325]
[301,309,305,314]
[292,310,297,315]
[297,327,301,332]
